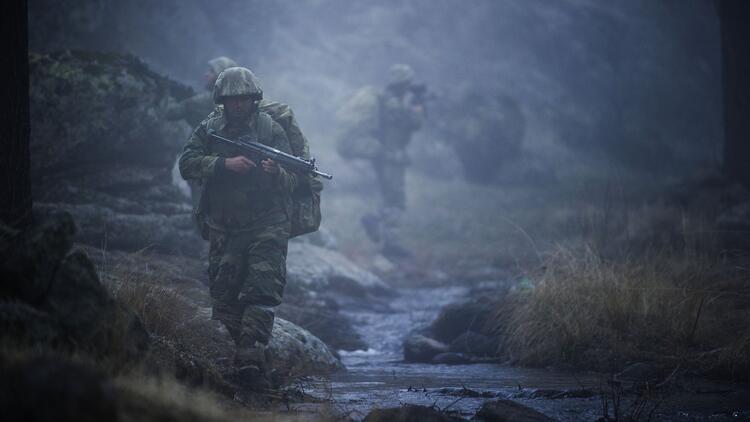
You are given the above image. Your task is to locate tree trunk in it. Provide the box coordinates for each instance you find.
[720,0,750,188]
[0,0,31,228]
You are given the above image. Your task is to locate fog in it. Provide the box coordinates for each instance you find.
[16,2,750,419]
[30,0,722,182]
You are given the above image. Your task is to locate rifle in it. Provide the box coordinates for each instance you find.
[207,130,333,180]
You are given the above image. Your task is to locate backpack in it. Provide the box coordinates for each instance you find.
[260,101,322,238]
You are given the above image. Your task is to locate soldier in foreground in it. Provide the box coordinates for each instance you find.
[336,64,426,259]
[170,57,313,212]
[178,67,297,389]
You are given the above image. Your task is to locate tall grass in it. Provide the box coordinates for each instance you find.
[494,242,750,380]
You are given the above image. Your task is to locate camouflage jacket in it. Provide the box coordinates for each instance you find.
[178,110,297,232]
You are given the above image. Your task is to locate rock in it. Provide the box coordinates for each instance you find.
[29,50,202,258]
[276,301,367,352]
[82,243,346,382]
[403,334,449,363]
[36,202,205,257]
[29,50,189,178]
[431,352,471,365]
[473,399,553,422]
[287,242,393,299]
[269,317,345,378]
[429,297,498,344]
[449,331,498,357]
[0,212,149,365]
[364,405,463,422]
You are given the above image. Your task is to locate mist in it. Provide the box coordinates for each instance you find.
[8,1,748,420]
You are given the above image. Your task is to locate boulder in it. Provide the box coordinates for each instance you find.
[364,405,463,422]
[268,317,345,378]
[29,50,190,178]
[449,331,498,357]
[30,50,203,257]
[287,242,393,299]
[473,399,553,422]
[403,334,449,363]
[37,202,205,257]
[81,242,352,378]
[0,212,149,364]
[276,301,367,352]
[429,297,498,344]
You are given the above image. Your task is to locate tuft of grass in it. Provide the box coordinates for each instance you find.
[108,276,195,339]
[493,244,750,379]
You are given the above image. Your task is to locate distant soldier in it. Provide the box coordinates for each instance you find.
[178,67,297,389]
[336,64,425,259]
[167,56,238,128]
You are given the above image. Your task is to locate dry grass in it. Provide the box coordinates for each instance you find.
[494,243,750,379]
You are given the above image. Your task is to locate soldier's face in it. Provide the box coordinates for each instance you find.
[223,95,255,122]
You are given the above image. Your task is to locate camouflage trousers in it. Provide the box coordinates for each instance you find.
[361,162,406,250]
[207,222,290,349]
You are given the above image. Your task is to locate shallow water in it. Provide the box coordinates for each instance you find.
[300,286,611,420]
[294,285,750,421]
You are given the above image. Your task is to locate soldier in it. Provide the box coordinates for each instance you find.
[170,56,313,237]
[336,64,425,259]
[178,67,297,389]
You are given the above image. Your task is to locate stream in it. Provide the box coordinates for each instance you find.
[302,285,606,420]
[298,285,750,421]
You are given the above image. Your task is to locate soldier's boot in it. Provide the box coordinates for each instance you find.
[234,342,272,391]
[360,213,381,242]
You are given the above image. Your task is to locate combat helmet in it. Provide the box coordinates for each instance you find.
[207,56,238,75]
[387,63,415,86]
[213,66,263,104]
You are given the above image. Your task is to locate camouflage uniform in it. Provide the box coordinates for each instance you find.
[337,64,424,257]
[178,67,297,382]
